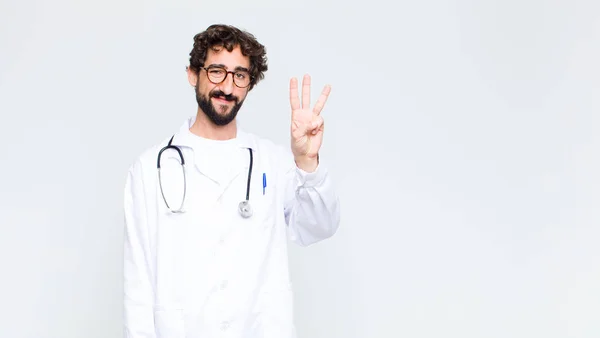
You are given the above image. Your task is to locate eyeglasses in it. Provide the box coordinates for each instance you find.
[201,66,252,88]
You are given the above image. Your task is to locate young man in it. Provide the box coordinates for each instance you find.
[123,24,340,338]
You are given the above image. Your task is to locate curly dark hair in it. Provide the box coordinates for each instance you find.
[188,24,268,90]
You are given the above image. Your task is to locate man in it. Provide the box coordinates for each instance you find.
[123,24,340,338]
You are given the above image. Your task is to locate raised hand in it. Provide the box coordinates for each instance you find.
[289,74,331,171]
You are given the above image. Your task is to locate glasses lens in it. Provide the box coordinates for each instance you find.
[206,68,226,83]
[233,71,251,87]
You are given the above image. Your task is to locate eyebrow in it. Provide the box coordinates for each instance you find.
[206,64,250,72]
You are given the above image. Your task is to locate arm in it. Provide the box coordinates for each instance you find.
[123,162,156,338]
[285,74,340,246]
[283,158,341,246]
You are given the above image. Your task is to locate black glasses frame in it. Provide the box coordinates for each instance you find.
[200,66,253,88]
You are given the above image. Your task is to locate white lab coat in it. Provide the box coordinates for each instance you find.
[123,116,340,338]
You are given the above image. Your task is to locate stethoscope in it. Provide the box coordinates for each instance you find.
[157,135,254,218]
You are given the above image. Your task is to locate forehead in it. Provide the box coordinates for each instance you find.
[204,45,250,69]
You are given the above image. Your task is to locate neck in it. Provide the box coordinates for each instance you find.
[189,110,237,140]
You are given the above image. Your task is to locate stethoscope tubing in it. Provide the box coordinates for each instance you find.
[156,135,253,217]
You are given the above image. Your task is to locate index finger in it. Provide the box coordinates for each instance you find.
[312,85,331,115]
[289,77,300,110]
[302,74,311,109]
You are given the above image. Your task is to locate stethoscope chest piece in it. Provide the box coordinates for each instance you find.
[238,200,253,218]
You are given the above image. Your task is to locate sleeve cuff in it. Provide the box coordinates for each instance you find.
[295,163,327,187]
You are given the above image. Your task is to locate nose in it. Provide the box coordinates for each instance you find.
[219,72,235,95]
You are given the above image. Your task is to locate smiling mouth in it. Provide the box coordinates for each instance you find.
[213,96,233,103]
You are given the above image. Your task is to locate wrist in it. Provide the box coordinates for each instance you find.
[294,154,319,172]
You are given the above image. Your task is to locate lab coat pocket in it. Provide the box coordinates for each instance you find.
[255,191,276,231]
[257,284,295,338]
[153,308,185,338]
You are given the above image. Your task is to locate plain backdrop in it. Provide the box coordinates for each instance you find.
[1,0,599,337]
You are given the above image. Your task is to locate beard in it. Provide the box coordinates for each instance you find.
[196,87,244,126]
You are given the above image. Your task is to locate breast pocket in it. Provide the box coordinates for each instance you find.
[250,176,278,231]
[154,308,185,338]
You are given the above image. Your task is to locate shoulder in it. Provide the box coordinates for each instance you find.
[242,130,292,159]
[241,130,295,174]
[127,135,174,177]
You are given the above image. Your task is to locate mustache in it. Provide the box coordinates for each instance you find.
[210,90,238,102]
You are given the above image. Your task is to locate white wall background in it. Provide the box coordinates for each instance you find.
[1,0,598,337]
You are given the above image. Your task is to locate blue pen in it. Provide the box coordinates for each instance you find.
[262,173,267,195]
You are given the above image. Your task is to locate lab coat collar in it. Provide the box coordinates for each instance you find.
[170,115,256,151]
[168,116,256,186]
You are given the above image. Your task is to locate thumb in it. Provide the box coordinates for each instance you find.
[312,116,324,130]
